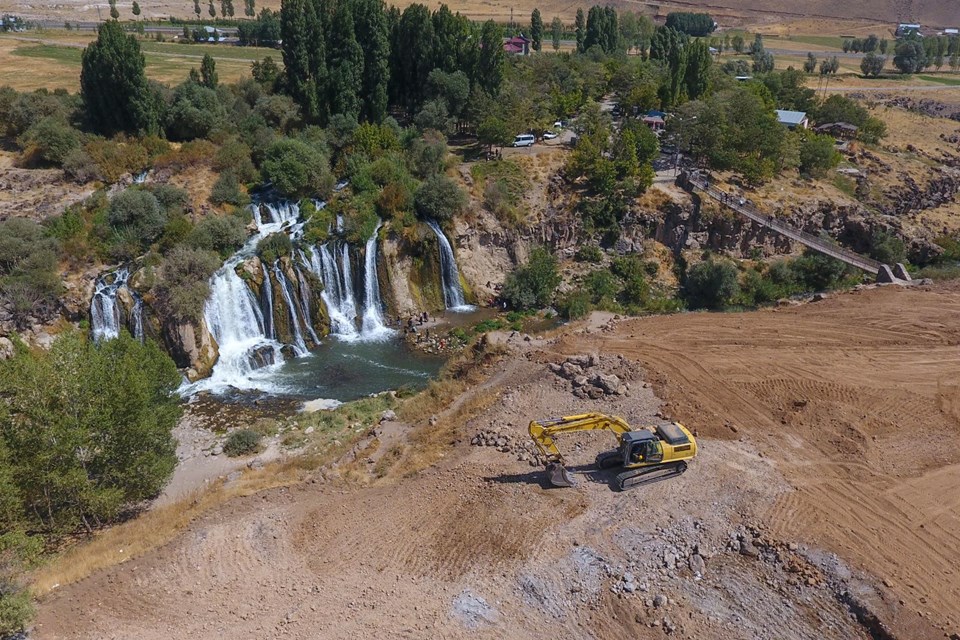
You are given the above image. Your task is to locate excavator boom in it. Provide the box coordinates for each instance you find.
[528,413,633,488]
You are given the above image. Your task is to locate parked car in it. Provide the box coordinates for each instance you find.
[543,131,558,140]
[512,134,535,147]
[553,120,564,129]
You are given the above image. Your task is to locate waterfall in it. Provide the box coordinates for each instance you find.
[360,220,393,340]
[259,261,274,340]
[131,294,144,342]
[273,262,309,357]
[294,263,321,344]
[340,244,359,327]
[425,219,472,311]
[90,268,129,342]
[311,243,359,339]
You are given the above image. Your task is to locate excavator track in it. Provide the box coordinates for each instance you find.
[616,461,688,491]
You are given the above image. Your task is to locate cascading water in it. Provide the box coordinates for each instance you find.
[131,294,144,342]
[294,261,321,344]
[310,243,359,339]
[259,261,275,340]
[425,219,472,311]
[91,268,129,342]
[360,220,393,340]
[273,262,309,356]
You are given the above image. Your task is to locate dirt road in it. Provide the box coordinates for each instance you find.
[34,283,960,639]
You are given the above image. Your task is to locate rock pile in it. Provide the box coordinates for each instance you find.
[470,427,549,467]
[547,354,629,399]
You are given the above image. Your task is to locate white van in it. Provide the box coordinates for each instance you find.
[512,134,535,147]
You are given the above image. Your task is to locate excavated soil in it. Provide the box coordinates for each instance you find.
[33,282,960,639]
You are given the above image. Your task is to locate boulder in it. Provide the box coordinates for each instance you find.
[592,373,623,395]
[560,362,584,379]
[0,337,13,360]
[586,385,604,400]
[688,553,706,575]
[565,354,592,367]
[163,319,219,381]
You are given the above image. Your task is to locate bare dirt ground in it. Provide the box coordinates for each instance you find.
[32,282,960,640]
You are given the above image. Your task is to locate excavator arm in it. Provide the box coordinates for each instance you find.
[528,413,632,487]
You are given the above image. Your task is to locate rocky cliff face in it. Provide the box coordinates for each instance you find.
[163,318,218,381]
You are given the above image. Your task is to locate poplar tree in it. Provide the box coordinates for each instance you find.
[575,8,585,53]
[280,0,321,120]
[530,8,543,52]
[353,0,391,122]
[551,17,562,51]
[477,20,504,96]
[200,53,218,89]
[327,1,364,120]
[81,21,160,135]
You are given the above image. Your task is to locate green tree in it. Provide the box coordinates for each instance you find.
[353,0,391,122]
[551,17,563,51]
[860,52,885,77]
[0,331,181,533]
[804,52,817,73]
[0,219,61,325]
[245,0,255,16]
[798,132,840,177]
[477,20,505,96]
[151,247,222,322]
[731,34,744,53]
[530,9,543,52]
[477,116,512,150]
[132,1,141,17]
[414,174,467,221]
[575,8,585,53]
[392,4,435,110]
[685,39,712,100]
[109,0,120,20]
[208,1,216,17]
[81,21,160,135]
[327,1,364,121]
[501,246,561,310]
[280,0,324,122]
[684,258,739,309]
[261,137,333,198]
[194,0,201,16]
[200,53,218,89]
[664,12,715,37]
[893,39,927,74]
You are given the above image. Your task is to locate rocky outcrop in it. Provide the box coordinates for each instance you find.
[163,319,219,381]
[380,226,445,316]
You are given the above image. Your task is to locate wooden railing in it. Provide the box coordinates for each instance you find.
[683,173,882,274]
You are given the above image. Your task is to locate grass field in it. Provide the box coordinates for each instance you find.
[918,75,960,86]
[0,33,279,91]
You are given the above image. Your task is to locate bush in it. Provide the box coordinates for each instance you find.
[789,251,849,290]
[188,214,247,257]
[575,244,604,263]
[149,183,189,214]
[151,247,221,323]
[501,247,561,310]
[868,229,906,265]
[209,171,250,206]
[214,139,257,183]
[406,131,448,179]
[85,138,150,183]
[261,137,333,199]
[18,116,82,166]
[223,429,261,457]
[557,290,592,320]
[0,219,61,326]
[107,189,166,255]
[414,175,467,222]
[256,232,292,264]
[0,330,181,534]
[165,82,226,141]
[0,580,32,637]
[583,269,620,305]
[799,133,841,178]
[684,259,740,309]
[62,147,101,183]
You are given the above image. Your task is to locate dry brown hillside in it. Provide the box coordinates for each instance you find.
[2,0,955,31]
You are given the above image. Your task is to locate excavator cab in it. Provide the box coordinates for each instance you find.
[621,431,663,466]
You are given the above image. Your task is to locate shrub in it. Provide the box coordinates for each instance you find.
[149,183,189,214]
[18,116,82,166]
[501,247,561,310]
[0,219,61,325]
[557,290,592,320]
[406,131,448,179]
[376,182,413,220]
[209,171,250,206]
[256,232,292,264]
[575,244,603,263]
[583,269,620,304]
[414,175,467,222]
[868,229,906,265]
[261,138,333,199]
[0,330,180,533]
[107,189,166,255]
[684,259,740,309]
[214,139,257,183]
[799,133,841,178]
[188,214,247,257]
[223,429,261,457]
[151,247,221,323]
[789,251,849,291]
[165,82,226,141]
[85,138,150,183]
[62,147,100,183]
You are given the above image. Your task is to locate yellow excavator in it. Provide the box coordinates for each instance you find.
[528,413,697,490]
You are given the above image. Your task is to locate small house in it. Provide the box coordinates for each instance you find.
[204,26,226,43]
[776,109,809,130]
[503,34,531,55]
[896,23,922,37]
[642,115,665,132]
[944,28,959,36]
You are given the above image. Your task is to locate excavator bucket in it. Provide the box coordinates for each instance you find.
[546,462,576,488]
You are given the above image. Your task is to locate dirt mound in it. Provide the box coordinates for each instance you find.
[33,283,960,639]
